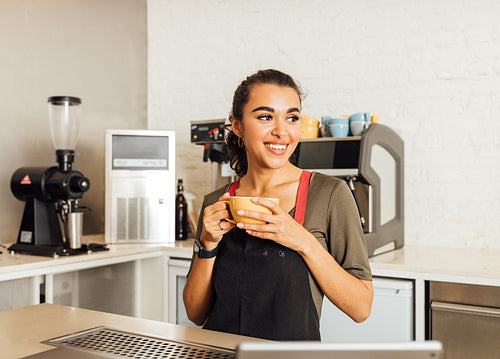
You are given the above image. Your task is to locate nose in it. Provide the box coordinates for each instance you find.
[271,119,287,137]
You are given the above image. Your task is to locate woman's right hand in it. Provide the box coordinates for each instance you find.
[199,192,234,248]
[184,192,233,326]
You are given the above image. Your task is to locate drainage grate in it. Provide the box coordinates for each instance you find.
[43,327,236,359]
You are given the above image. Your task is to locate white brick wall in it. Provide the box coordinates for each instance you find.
[148,0,500,250]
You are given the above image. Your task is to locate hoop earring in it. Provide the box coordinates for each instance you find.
[238,137,244,148]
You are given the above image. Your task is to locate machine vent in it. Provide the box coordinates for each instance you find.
[140,197,149,239]
[116,198,127,240]
[128,198,138,240]
[44,327,235,359]
[116,198,149,241]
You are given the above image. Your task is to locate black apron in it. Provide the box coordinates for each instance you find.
[203,171,320,341]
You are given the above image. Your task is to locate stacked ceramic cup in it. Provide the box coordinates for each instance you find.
[300,115,319,139]
[320,116,333,137]
[328,117,350,138]
[349,112,371,136]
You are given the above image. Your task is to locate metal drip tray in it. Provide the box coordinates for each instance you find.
[43,327,236,359]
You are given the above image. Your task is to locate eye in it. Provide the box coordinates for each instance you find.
[287,115,300,123]
[258,115,272,121]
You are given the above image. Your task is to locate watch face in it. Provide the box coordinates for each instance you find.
[194,239,218,258]
[194,240,201,253]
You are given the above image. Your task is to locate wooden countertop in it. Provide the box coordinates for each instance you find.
[0,303,263,358]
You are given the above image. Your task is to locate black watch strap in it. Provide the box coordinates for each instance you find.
[194,239,219,258]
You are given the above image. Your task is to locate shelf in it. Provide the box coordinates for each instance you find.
[299,136,362,142]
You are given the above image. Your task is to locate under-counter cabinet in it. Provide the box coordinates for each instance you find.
[167,257,201,328]
[320,277,414,342]
[0,276,41,311]
[428,281,500,359]
[49,256,165,320]
[0,244,170,322]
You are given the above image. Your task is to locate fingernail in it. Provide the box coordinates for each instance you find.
[237,210,244,215]
[252,197,259,202]
[237,223,244,228]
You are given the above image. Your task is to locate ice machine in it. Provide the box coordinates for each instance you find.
[105,129,175,244]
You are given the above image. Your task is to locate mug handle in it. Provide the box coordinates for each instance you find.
[222,200,236,224]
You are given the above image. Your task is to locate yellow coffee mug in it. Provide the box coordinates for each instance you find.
[224,196,279,224]
[300,115,319,139]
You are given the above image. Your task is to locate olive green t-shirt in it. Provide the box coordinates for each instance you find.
[193,172,372,317]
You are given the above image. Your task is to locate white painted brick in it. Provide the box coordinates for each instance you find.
[148,0,500,250]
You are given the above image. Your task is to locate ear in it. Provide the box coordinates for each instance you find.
[231,116,243,138]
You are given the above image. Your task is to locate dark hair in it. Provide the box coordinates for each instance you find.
[226,69,303,177]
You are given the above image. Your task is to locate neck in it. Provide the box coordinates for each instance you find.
[240,163,301,196]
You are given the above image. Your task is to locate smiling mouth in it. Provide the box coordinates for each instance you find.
[265,143,287,151]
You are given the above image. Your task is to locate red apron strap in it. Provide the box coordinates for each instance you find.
[294,171,312,226]
[228,180,240,196]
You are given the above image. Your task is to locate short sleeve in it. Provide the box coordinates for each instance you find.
[328,180,372,280]
[303,173,372,281]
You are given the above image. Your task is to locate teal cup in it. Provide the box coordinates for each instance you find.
[321,116,334,126]
[320,116,334,136]
[328,123,349,137]
[349,112,370,122]
[349,112,371,135]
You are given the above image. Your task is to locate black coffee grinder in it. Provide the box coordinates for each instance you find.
[9,96,107,257]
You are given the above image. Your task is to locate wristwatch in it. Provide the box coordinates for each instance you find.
[194,238,219,259]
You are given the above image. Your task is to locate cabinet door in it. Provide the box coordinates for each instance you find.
[167,258,201,328]
[0,277,40,311]
[50,257,164,320]
[50,256,164,321]
[52,262,134,316]
[431,301,500,359]
[320,277,414,342]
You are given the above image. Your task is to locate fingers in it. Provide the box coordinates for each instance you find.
[235,210,273,224]
[204,193,230,218]
[218,192,231,201]
[228,196,281,224]
[236,219,284,235]
[218,219,233,231]
[244,228,274,239]
[251,197,281,214]
[201,193,236,242]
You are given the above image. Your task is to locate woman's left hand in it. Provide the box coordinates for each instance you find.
[235,197,313,252]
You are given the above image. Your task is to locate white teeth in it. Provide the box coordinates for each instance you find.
[265,143,287,150]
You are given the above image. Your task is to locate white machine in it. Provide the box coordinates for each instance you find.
[105,129,175,244]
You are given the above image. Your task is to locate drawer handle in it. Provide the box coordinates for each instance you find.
[431,301,500,318]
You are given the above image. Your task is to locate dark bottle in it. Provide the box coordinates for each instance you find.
[175,179,188,241]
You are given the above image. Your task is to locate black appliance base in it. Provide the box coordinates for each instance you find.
[8,243,108,257]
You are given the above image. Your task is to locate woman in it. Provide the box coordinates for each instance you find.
[183,69,373,341]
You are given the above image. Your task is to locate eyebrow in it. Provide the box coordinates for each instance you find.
[251,106,301,113]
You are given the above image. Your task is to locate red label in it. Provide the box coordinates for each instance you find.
[20,175,31,185]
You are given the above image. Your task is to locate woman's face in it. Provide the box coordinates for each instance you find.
[233,83,302,172]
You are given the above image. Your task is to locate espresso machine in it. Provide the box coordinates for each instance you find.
[191,119,236,190]
[291,123,404,257]
[9,96,106,257]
